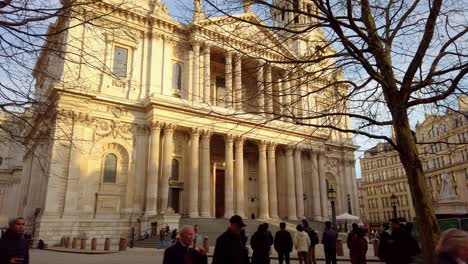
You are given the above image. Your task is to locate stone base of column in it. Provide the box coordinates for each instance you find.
[257,215,269,220]
[143,211,158,217]
[269,215,279,220]
[199,213,212,218]
[288,216,298,221]
[312,216,323,222]
[224,212,234,219]
[188,213,200,218]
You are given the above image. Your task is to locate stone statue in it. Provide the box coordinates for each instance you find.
[193,0,205,21]
[439,172,457,200]
[243,0,253,13]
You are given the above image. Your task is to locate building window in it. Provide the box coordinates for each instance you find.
[171,159,179,181]
[113,46,128,78]
[103,153,117,183]
[216,77,226,106]
[172,63,182,91]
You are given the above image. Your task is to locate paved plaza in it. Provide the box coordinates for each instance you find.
[30,247,384,264]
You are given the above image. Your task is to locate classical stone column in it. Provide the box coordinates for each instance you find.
[294,148,305,219]
[283,78,291,122]
[344,159,354,214]
[257,63,265,115]
[145,122,161,215]
[133,125,148,213]
[311,151,322,221]
[234,137,245,217]
[234,53,242,110]
[267,143,279,219]
[159,123,175,213]
[265,65,273,118]
[286,148,297,220]
[188,129,200,217]
[350,162,360,217]
[225,51,233,108]
[318,152,328,219]
[192,42,200,102]
[258,141,269,219]
[224,135,234,218]
[199,130,212,217]
[203,45,211,103]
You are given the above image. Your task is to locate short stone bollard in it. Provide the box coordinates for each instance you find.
[104,238,110,251]
[60,237,65,247]
[65,237,71,248]
[336,237,344,256]
[119,238,127,251]
[203,236,209,253]
[91,238,97,250]
[373,239,379,257]
[80,238,87,249]
[72,237,78,249]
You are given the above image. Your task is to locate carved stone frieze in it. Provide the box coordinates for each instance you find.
[92,118,135,141]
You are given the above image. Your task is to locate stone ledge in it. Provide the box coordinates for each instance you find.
[46,247,119,254]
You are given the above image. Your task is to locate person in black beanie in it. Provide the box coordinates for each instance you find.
[0,217,29,264]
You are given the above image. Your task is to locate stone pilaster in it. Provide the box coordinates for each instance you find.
[318,152,328,219]
[258,141,269,219]
[199,130,212,217]
[145,122,161,215]
[294,148,304,219]
[265,65,273,118]
[286,148,297,220]
[224,134,234,218]
[234,53,242,110]
[235,137,245,217]
[311,151,322,221]
[257,63,264,115]
[188,129,200,217]
[203,45,211,103]
[267,143,279,219]
[159,123,175,213]
[225,51,233,108]
[192,42,200,102]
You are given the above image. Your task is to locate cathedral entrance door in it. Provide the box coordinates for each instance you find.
[215,169,225,218]
[168,188,180,213]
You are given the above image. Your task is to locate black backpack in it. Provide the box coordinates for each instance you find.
[306,228,319,245]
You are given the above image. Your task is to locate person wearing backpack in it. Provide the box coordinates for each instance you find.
[302,219,318,264]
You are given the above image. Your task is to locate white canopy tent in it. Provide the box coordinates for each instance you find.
[336,213,360,221]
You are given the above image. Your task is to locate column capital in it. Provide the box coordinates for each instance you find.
[285,147,293,156]
[189,128,201,137]
[203,44,211,52]
[267,142,277,151]
[257,140,267,148]
[162,123,176,132]
[148,121,162,131]
[235,136,245,144]
[225,50,233,57]
[225,134,234,143]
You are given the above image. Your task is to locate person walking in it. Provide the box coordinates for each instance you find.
[0,217,29,264]
[171,228,178,245]
[347,223,359,249]
[349,228,368,264]
[302,219,319,264]
[163,225,207,264]
[294,224,311,264]
[251,224,270,264]
[436,228,468,264]
[387,218,415,264]
[212,215,249,264]
[159,227,166,247]
[377,223,391,263]
[274,222,293,264]
[322,221,338,264]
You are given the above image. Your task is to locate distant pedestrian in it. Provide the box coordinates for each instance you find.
[294,224,311,264]
[349,228,368,264]
[347,223,359,249]
[0,217,29,264]
[212,215,249,264]
[263,223,274,262]
[193,225,203,248]
[251,224,270,264]
[274,222,293,264]
[171,228,178,244]
[302,219,319,264]
[163,225,207,264]
[377,223,391,263]
[322,221,338,264]
[160,228,166,246]
[436,228,468,264]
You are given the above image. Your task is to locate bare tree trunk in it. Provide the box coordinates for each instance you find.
[393,111,439,264]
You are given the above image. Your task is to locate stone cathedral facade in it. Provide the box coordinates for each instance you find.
[0,0,358,245]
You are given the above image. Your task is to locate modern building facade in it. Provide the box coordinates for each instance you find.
[0,0,358,245]
[360,96,468,225]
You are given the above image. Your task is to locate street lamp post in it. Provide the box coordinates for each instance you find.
[390,193,398,219]
[328,186,337,230]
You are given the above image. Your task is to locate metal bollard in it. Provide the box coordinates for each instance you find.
[65,237,71,248]
[80,238,87,249]
[91,238,97,250]
[373,239,379,257]
[72,237,78,249]
[203,236,209,253]
[119,238,127,251]
[336,237,344,256]
[104,238,110,251]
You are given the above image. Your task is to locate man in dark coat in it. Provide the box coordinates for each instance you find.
[251,224,270,264]
[274,222,293,264]
[322,221,338,264]
[163,225,207,264]
[347,223,359,249]
[212,215,249,264]
[0,217,29,264]
[377,223,391,263]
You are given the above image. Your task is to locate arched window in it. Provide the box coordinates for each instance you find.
[172,63,182,91]
[170,159,179,181]
[103,153,117,183]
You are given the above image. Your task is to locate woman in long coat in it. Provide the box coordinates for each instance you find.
[349,228,368,264]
